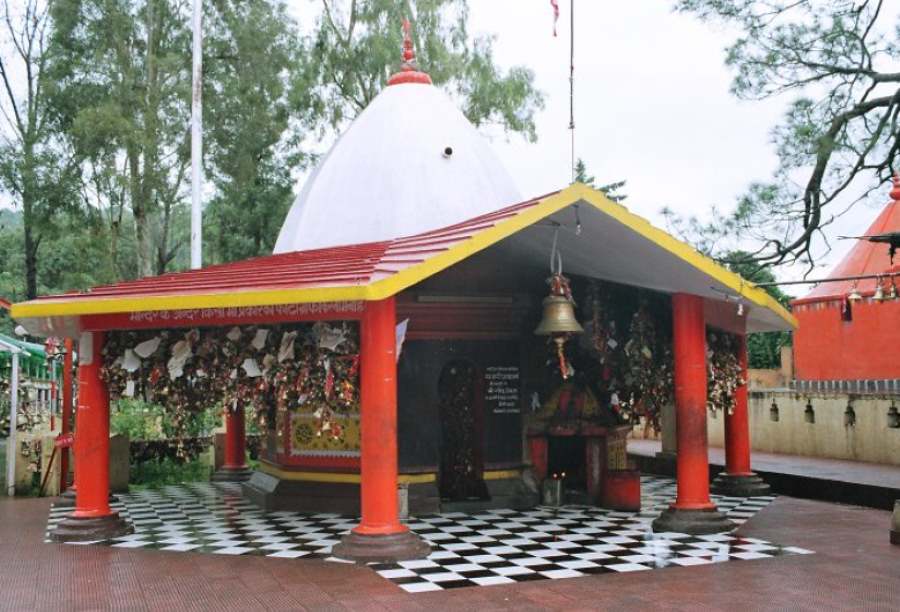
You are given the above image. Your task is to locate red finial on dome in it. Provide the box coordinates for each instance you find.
[387,18,433,86]
[890,172,900,202]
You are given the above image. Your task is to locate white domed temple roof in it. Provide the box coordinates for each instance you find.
[273,43,521,253]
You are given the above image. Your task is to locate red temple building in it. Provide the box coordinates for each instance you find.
[792,179,900,391]
[10,31,794,562]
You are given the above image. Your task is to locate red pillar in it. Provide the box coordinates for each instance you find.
[713,334,770,496]
[213,403,251,481]
[72,331,113,519]
[724,335,752,476]
[333,297,429,562]
[223,405,247,470]
[356,297,404,535]
[51,331,131,541]
[652,294,733,534]
[670,293,714,510]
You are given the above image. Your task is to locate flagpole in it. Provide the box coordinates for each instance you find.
[569,0,575,183]
[190,0,203,270]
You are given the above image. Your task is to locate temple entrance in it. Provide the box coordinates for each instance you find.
[547,435,587,492]
[438,360,489,501]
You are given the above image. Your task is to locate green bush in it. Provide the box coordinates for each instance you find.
[111,399,222,440]
[129,456,211,488]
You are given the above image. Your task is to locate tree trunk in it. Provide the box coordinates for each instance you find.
[129,146,154,278]
[22,195,38,300]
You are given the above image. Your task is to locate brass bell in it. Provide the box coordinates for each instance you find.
[873,281,885,301]
[535,294,585,335]
[888,280,898,300]
[848,283,863,302]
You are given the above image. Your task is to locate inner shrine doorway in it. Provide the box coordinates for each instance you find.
[437,359,488,501]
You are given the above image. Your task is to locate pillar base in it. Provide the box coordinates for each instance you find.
[54,491,118,509]
[332,529,431,564]
[212,467,253,482]
[54,488,78,508]
[652,506,736,535]
[49,513,133,542]
[711,472,771,497]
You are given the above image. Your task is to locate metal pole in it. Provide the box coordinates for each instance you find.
[569,0,575,182]
[60,339,73,493]
[755,271,897,288]
[190,0,203,270]
[50,360,57,431]
[6,351,18,497]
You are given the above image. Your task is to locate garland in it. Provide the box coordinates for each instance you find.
[100,322,360,448]
[706,331,744,416]
[619,303,673,433]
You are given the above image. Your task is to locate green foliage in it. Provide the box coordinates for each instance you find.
[204,0,314,262]
[573,158,627,202]
[50,0,194,277]
[310,0,544,140]
[111,399,221,441]
[129,456,211,487]
[2,0,546,303]
[726,250,792,369]
[672,0,900,267]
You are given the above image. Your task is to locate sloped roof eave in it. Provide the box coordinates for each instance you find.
[10,184,796,332]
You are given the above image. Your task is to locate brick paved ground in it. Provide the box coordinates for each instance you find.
[1,492,898,611]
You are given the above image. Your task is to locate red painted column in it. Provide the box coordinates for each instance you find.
[671,293,715,511]
[527,435,549,482]
[60,339,74,493]
[354,297,405,536]
[222,404,247,470]
[72,331,113,519]
[723,335,752,476]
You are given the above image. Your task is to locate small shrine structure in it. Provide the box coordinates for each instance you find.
[11,26,794,562]
[792,178,900,387]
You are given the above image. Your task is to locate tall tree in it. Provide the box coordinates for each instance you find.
[673,0,900,269]
[203,0,316,263]
[50,0,192,278]
[311,0,544,140]
[0,0,78,299]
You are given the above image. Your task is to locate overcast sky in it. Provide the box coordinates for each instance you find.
[287,1,896,287]
[3,1,892,289]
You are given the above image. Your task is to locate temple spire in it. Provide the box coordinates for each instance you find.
[387,19,433,86]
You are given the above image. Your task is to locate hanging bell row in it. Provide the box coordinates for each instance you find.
[535,294,585,336]
[847,276,898,302]
[873,275,898,301]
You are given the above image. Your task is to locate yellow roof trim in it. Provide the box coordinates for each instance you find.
[11,285,372,319]
[573,185,797,328]
[10,184,795,329]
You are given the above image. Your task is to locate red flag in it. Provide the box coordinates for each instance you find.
[551,0,560,36]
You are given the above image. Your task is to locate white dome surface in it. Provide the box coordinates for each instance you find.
[274,82,522,253]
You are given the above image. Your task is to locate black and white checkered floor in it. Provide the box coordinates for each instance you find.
[46,476,813,593]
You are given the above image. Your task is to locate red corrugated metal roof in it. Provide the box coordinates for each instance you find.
[798,183,900,303]
[28,193,551,304]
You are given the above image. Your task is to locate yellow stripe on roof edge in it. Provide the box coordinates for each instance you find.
[573,185,796,328]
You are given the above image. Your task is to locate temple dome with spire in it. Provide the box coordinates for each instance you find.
[274,23,522,254]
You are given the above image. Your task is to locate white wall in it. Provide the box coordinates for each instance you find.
[707,391,900,466]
